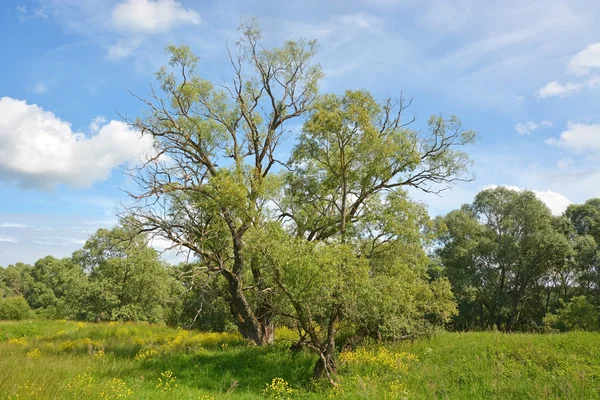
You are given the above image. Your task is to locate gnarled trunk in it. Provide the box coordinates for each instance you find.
[313,306,340,383]
[223,270,271,345]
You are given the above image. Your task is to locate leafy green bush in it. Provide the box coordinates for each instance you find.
[544,296,600,331]
[0,296,32,320]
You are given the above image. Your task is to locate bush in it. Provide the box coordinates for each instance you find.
[0,296,32,320]
[544,296,600,332]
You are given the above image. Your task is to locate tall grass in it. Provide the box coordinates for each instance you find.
[0,321,598,399]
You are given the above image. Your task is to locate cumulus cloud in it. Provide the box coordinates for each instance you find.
[515,120,552,135]
[112,0,201,34]
[536,42,600,98]
[568,42,600,76]
[89,116,107,133]
[545,122,600,154]
[484,184,572,216]
[0,97,154,189]
[535,80,582,98]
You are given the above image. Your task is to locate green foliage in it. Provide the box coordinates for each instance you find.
[0,225,185,326]
[0,296,31,320]
[29,256,88,319]
[544,296,600,332]
[72,226,179,323]
[438,187,573,331]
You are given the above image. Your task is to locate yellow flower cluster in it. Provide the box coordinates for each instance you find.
[384,379,410,400]
[198,396,216,400]
[162,329,241,352]
[7,337,27,345]
[99,378,133,400]
[134,348,158,361]
[156,370,177,391]
[26,348,41,360]
[8,380,42,399]
[263,377,296,399]
[67,372,94,395]
[58,337,104,354]
[339,347,418,372]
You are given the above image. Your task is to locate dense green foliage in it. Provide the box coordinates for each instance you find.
[0,296,31,320]
[1,320,599,399]
[0,226,183,325]
[438,187,600,332]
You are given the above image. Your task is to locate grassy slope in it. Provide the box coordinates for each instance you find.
[0,321,598,399]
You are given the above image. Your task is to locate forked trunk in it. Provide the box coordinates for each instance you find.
[313,305,340,383]
[313,350,336,380]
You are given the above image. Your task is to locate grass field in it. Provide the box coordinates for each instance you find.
[0,321,599,399]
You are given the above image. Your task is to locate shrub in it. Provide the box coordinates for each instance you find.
[0,296,31,320]
[544,296,600,332]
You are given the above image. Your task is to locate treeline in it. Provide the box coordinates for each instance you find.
[0,226,230,332]
[3,189,600,336]
[437,188,600,333]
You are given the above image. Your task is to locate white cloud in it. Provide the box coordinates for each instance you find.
[17,5,48,22]
[0,97,154,189]
[0,236,18,244]
[484,184,571,215]
[545,122,600,153]
[30,82,48,95]
[107,38,143,60]
[89,116,107,133]
[535,80,582,98]
[587,75,600,88]
[568,42,600,76]
[112,0,201,34]
[557,158,574,169]
[0,223,27,228]
[515,120,552,135]
[536,42,600,99]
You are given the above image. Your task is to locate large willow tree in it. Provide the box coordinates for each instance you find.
[123,20,322,345]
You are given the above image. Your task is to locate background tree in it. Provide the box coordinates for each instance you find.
[0,262,34,299]
[73,225,177,323]
[565,199,600,304]
[122,20,322,345]
[438,187,572,331]
[28,256,88,319]
[544,295,600,332]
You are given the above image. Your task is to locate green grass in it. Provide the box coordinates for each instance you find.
[0,321,599,399]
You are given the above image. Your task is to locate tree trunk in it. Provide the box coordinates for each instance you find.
[223,270,265,345]
[313,306,339,381]
[252,257,275,345]
[220,226,274,345]
[313,351,336,380]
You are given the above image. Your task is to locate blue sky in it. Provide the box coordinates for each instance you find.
[2,0,600,266]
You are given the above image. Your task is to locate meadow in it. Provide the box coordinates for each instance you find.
[0,320,599,399]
